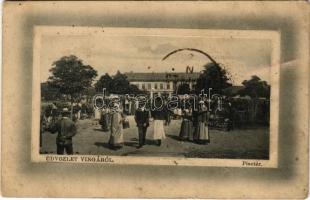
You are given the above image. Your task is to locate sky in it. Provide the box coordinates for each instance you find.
[40,33,272,85]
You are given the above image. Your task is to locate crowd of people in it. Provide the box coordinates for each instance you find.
[40,93,269,155]
[97,97,210,150]
[41,96,212,154]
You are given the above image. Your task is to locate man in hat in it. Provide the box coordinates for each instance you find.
[51,108,77,154]
[134,100,150,148]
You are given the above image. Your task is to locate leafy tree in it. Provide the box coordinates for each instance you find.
[128,84,143,95]
[238,75,270,123]
[47,55,97,117]
[239,75,270,98]
[41,82,61,101]
[110,71,130,94]
[84,86,97,97]
[95,73,113,93]
[176,83,191,95]
[195,63,232,95]
[96,71,143,95]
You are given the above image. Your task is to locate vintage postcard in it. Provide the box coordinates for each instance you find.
[32,26,280,167]
[2,1,308,198]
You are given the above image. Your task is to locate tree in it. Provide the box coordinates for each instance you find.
[128,84,143,95]
[95,71,143,95]
[176,83,191,95]
[84,86,97,97]
[195,63,232,95]
[111,71,143,94]
[94,73,113,93]
[239,75,270,98]
[238,75,270,123]
[47,55,97,117]
[41,82,61,101]
[110,71,130,94]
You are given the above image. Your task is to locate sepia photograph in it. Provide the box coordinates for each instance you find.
[32,27,279,167]
[2,1,308,198]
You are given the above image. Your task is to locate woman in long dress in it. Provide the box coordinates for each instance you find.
[130,99,138,115]
[193,101,210,144]
[151,110,166,146]
[100,107,110,132]
[151,98,166,146]
[108,104,124,150]
[93,107,101,125]
[179,108,193,141]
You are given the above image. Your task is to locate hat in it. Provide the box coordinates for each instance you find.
[61,108,70,115]
[114,102,120,107]
[113,103,120,111]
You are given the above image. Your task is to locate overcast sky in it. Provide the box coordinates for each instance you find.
[40,34,271,85]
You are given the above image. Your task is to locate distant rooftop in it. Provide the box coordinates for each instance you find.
[124,72,201,82]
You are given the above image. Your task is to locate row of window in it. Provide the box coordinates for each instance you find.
[134,82,171,90]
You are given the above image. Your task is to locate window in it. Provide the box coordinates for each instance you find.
[148,83,151,90]
[136,83,140,89]
[166,83,170,90]
[160,83,164,89]
[154,83,158,89]
[142,83,145,90]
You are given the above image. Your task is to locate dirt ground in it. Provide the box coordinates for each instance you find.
[40,115,269,159]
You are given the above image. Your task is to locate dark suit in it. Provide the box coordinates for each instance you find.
[53,117,77,154]
[135,109,150,146]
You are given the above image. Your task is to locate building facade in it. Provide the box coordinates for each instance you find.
[125,72,200,97]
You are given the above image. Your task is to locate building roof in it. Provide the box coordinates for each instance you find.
[124,72,201,82]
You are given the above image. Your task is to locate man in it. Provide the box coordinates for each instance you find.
[52,108,77,155]
[135,102,150,148]
[51,102,59,124]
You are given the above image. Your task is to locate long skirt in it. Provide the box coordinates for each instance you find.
[194,122,210,142]
[109,125,124,147]
[152,120,166,140]
[130,103,137,115]
[124,103,130,115]
[109,113,124,147]
[179,119,193,140]
[100,114,111,132]
[94,109,101,120]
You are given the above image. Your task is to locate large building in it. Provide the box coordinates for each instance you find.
[125,72,200,97]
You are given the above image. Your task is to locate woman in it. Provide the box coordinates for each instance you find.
[193,101,210,144]
[179,107,193,141]
[130,98,138,115]
[123,97,130,115]
[91,107,100,125]
[108,103,125,150]
[150,98,166,146]
[100,107,111,132]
